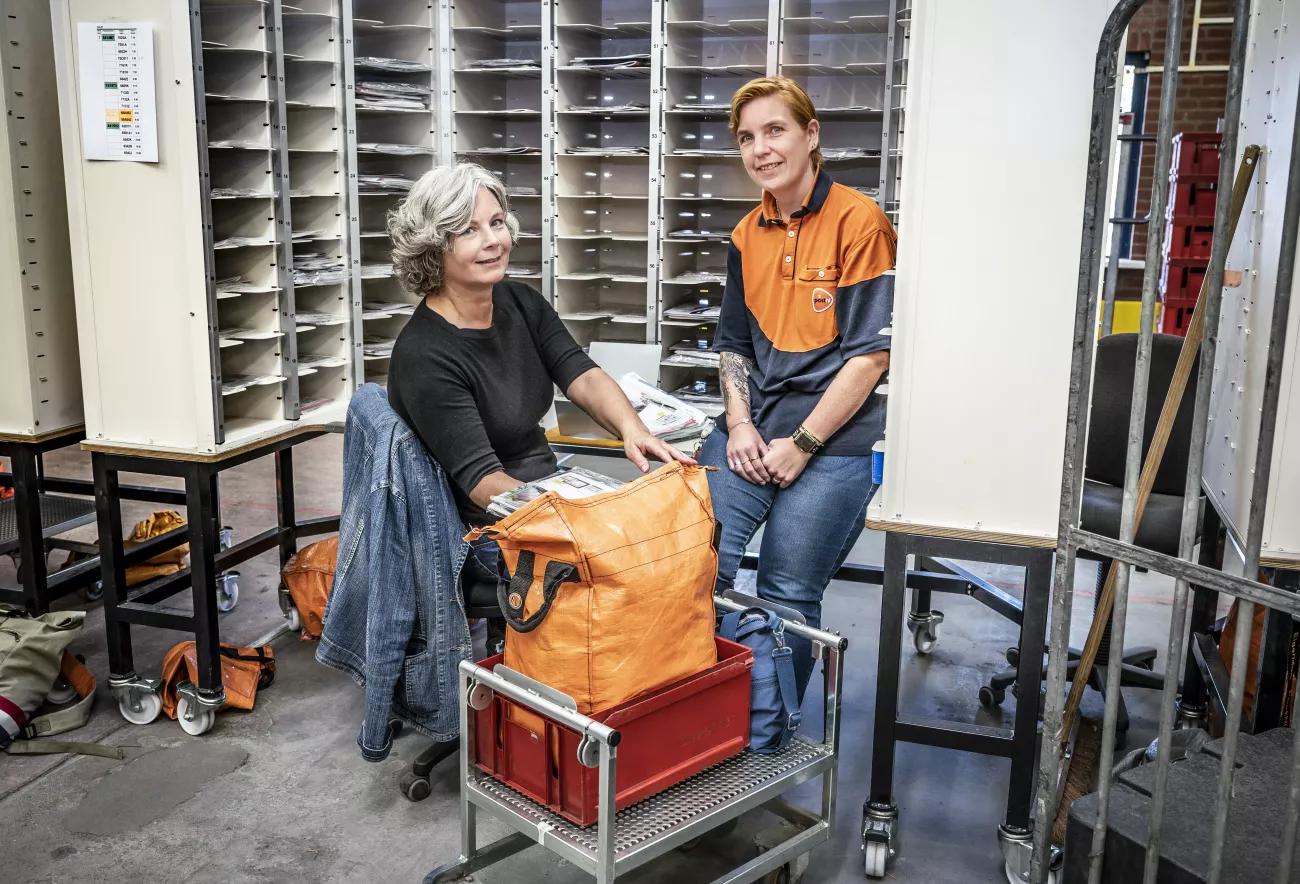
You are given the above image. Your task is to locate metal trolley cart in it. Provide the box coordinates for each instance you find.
[425,594,847,884]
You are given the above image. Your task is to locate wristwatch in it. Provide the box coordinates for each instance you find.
[792,425,824,455]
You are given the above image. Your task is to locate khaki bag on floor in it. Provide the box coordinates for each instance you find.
[0,608,98,750]
[466,462,718,718]
[280,536,337,640]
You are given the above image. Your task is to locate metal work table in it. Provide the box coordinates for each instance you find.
[0,426,187,611]
[83,422,341,734]
[860,517,1055,881]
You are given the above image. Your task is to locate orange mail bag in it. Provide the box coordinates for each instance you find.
[467,462,719,716]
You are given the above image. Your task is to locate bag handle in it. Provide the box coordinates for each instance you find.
[498,550,579,633]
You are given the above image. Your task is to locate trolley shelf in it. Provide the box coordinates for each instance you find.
[0,494,97,554]
[469,737,832,874]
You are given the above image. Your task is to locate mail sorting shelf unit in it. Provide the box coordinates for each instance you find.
[444,0,550,311]
[284,0,360,412]
[776,0,889,208]
[877,0,909,227]
[550,0,659,356]
[51,0,362,456]
[348,0,439,387]
[0,2,94,610]
[657,0,768,413]
[205,0,302,436]
[0,1,82,443]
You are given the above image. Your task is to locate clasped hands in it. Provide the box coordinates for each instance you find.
[725,423,810,489]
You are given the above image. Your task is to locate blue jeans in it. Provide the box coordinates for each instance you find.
[465,535,505,583]
[700,430,876,700]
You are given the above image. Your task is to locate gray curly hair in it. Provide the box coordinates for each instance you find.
[388,163,520,296]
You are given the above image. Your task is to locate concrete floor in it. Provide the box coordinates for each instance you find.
[0,437,1214,884]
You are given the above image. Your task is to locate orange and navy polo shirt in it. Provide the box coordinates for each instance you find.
[713,169,896,456]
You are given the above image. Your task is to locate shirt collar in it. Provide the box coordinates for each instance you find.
[758,168,833,227]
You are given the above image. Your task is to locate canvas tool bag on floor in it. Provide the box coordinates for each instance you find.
[160,641,276,719]
[281,535,337,640]
[465,462,719,720]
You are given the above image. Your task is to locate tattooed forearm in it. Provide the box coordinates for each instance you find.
[719,352,754,416]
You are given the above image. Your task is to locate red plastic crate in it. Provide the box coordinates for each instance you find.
[1161,297,1198,336]
[472,636,753,827]
[1167,176,1218,220]
[1160,258,1208,302]
[1171,132,1222,177]
[1163,221,1215,260]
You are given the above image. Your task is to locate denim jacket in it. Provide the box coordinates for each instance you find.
[316,384,471,760]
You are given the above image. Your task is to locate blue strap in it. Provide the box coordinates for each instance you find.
[770,622,802,747]
[719,610,744,642]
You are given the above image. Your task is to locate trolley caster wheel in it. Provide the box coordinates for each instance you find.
[912,623,939,655]
[980,685,1005,708]
[286,605,303,631]
[864,842,889,878]
[764,864,802,884]
[216,571,240,613]
[400,771,432,802]
[1005,646,1020,667]
[1005,862,1057,884]
[258,669,275,691]
[82,580,104,602]
[118,691,162,725]
[177,696,216,736]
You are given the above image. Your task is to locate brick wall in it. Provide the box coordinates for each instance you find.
[1115,0,1232,301]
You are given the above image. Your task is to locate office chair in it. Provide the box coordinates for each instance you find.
[397,574,505,802]
[981,333,1200,741]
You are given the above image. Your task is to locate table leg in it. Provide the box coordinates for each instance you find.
[94,453,133,677]
[186,463,224,697]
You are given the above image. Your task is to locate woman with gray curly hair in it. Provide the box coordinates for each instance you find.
[386,163,692,571]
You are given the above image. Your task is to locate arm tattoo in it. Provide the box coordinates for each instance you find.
[719,352,754,416]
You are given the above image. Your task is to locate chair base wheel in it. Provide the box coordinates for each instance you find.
[400,771,432,802]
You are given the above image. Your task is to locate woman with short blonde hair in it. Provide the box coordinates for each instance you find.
[704,77,896,698]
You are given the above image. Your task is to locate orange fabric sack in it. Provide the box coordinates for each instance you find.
[159,641,275,719]
[466,461,718,717]
[281,536,337,640]
[125,510,190,587]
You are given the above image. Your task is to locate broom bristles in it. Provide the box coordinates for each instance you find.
[1053,717,1103,846]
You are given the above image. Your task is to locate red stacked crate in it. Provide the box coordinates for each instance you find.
[1160,132,1222,336]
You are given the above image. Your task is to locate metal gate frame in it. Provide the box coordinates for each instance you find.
[1030,0,1300,881]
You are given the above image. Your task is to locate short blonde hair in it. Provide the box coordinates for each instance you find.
[729,77,823,168]
[388,163,520,296]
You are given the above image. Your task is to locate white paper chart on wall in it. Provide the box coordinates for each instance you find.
[76,22,158,163]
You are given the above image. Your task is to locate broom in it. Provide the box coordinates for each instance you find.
[1049,144,1262,842]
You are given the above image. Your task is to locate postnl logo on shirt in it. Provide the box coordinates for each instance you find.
[812,287,835,313]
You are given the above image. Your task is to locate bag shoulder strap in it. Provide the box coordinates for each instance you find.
[771,638,802,742]
[719,610,745,641]
[20,653,96,740]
